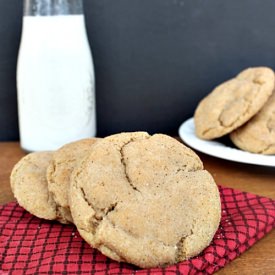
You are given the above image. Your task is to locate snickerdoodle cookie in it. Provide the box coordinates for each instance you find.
[47,138,98,223]
[230,92,275,154]
[194,67,274,139]
[10,152,57,220]
[70,132,221,268]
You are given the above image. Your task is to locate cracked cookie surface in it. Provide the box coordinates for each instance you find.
[10,152,57,220]
[70,132,221,268]
[194,67,274,139]
[47,138,98,223]
[230,92,275,154]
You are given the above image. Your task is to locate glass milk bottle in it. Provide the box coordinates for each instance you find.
[17,0,96,151]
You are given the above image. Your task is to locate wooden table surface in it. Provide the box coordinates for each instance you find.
[0,141,274,274]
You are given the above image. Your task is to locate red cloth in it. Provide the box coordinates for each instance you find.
[0,186,274,275]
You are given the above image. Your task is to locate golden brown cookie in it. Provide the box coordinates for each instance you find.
[70,132,221,268]
[194,67,274,139]
[10,152,57,220]
[47,138,98,223]
[230,92,275,154]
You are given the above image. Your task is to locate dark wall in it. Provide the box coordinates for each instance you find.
[0,1,22,140]
[1,0,275,140]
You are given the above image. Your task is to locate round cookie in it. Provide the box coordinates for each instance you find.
[47,138,98,223]
[10,152,57,220]
[230,92,275,154]
[70,132,221,268]
[194,67,274,139]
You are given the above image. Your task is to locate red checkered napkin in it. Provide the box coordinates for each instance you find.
[1,186,275,275]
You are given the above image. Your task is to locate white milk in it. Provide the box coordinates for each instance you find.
[17,15,96,151]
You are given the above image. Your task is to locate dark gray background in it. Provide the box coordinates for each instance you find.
[1,0,275,140]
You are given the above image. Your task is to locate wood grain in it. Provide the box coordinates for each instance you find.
[0,142,26,204]
[0,142,274,274]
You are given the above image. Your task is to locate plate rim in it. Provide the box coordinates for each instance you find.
[178,117,275,167]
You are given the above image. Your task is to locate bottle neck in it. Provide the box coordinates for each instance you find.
[23,0,83,16]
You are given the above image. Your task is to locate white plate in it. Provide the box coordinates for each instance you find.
[178,117,275,167]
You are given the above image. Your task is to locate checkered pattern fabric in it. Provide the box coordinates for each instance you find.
[1,186,275,275]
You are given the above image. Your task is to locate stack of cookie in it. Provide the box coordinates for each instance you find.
[194,67,275,154]
[10,132,221,268]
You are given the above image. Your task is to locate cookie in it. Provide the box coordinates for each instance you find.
[194,67,274,139]
[230,92,275,154]
[70,132,221,268]
[47,138,98,223]
[10,152,57,220]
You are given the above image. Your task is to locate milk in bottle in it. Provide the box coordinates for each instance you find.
[17,0,96,151]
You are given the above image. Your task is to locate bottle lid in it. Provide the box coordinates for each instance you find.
[24,0,83,16]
